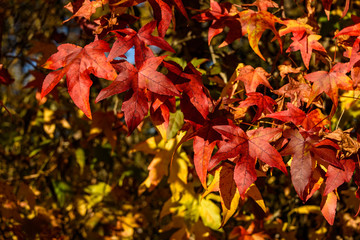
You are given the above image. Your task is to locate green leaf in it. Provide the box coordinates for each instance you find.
[84,182,112,207]
[166,111,184,140]
[52,180,72,207]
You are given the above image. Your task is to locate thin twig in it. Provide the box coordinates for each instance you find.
[335,109,345,130]
[209,44,228,83]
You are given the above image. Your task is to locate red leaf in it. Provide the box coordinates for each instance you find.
[96,56,179,101]
[108,21,175,64]
[265,102,329,130]
[286,32,326,69]
[167,0,189,20]
[0,65,14,86]
[247,127,287,174]
[239,92,277,122]
[281,129,313,201]
[122,89,149,134]
[211,124,286,195]
[235,65,272,93]
[193,0,241,46]
[190,117,228,186]
[335,22,360,38]
[150,94,176,128]
[305,64,353,116]
[312,139,343,170]
[234,155,257,196]
[96,56,179,133]
[282,129,343,201]
[41,40,117,119]
[151,0,189,37]
[305,168,324,201]
[194,136,217,188]
[352,62,360,88]
[211,124,249,167]
[164,61,211,120]
[321,192,337,225]
[324,159,355,195]
[322,0,332,20]
[95,60,135,102]
[147,0,177,38]
[344,37,360,74]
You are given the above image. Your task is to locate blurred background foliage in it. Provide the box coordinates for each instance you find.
[1,0,360,239]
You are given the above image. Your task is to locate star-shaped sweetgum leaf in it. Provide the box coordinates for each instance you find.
[95,56,179,134]
[200,123,256,196]
[324,159,355,196]
[193,2,283,58]
[238,92,277,122]
[239,10,283,61]
[281,129,343,201]
[63,0,102,23]
[278,20,325,69]
[265,102,330,130]
[41,40,117,119]
[278,19,314,37]
[108,21,175,66]
[247,127,287,174]
[163,61,211,121]
[305,63,353,116]
[234,65,272,93]
[209,124,287,195]
[210,124,249,168]
[192,0,242,47]
[286,32,327,69]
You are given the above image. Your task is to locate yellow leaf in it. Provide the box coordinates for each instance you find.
[202,166,221,198]
[200,196,222,230]
[221,187,240,227]
[76,197,87,216]
[289,205,320,215]
[138,150,170,194]
[220,63,245,98]
[246,184,266,213]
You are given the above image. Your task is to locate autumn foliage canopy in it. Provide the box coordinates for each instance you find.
[1,0,360,239]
